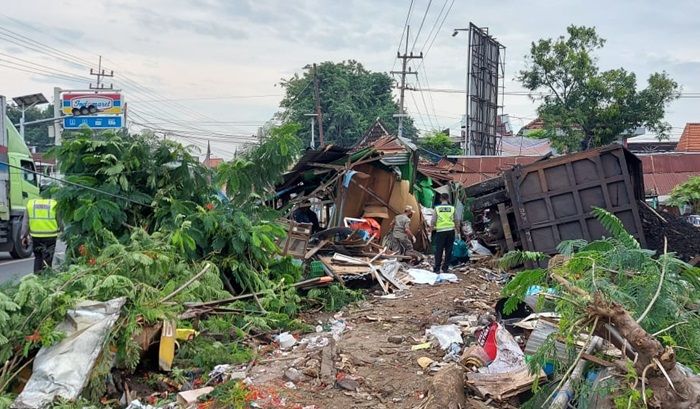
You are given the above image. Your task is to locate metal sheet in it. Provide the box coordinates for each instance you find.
[503,145,646,255]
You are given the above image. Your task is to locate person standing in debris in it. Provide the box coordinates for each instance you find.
[389,205,417,255]
[432,193,458,273]
[292,201,321,233]
[21,196,59,273]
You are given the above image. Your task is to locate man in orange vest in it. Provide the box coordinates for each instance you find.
[21,198,59,273]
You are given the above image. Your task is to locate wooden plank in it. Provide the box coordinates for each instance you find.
[581,352,614,368]
[497,203,515,251]
[304,239,329,259]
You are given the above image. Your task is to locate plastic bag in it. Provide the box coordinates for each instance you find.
[427,324,463,349]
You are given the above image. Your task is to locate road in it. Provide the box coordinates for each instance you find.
[0,241,66,284]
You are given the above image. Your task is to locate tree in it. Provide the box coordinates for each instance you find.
[6,104,53,151]
[502,209,700,408]
[418,131,460,156]
[668,176,700,213]
[518,26,679,153]
[278,60,416,148]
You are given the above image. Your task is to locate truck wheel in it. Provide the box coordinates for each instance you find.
[10,230,33,259]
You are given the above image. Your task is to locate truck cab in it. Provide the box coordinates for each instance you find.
[1,117,40,258]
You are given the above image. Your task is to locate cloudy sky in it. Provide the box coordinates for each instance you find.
[1,0,698,158]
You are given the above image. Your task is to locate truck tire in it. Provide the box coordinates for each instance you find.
[10,228,32,259]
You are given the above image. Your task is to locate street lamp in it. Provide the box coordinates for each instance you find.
[12,93,48,140]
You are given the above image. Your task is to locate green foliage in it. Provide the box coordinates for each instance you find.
[210,380,250,409]
[175,337,253,371]
[418,131,460,156]
[518,25,679,152]
[216,123,301,205]
[500,268,547,315]
[556,239,588,256]
[499,250,549,270]
[305,284,364,311]
[279,60,417,147]
[516,210,700,406]
[667,175,700,213]
[0,125,311,403]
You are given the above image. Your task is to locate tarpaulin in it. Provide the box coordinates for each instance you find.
[13,297,126,409]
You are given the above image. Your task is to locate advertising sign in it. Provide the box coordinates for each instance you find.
[63,115,123,130]
[61,92,122,115]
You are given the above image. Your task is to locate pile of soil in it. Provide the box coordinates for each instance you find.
[639,203,700,262]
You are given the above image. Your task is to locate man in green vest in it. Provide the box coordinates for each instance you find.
[432,193,458,273]
[21,198,59,273]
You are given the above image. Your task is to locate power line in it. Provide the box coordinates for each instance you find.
[410,0,433,52]
[392,0,415,72]
[0,160,153,208]
[419,0,449,54]
[421,0,455,57]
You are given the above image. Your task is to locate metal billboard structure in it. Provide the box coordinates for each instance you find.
[464,23,505,156]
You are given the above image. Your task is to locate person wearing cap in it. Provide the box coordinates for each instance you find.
[389,205,417,255]
[432,193,459,273]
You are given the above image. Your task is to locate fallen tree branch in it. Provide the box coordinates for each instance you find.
[637,237,668,324]
[161,263,212,303]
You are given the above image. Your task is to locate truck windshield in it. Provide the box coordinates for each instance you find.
[20,160,37,186]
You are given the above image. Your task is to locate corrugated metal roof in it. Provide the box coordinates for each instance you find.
[677,123,700,152]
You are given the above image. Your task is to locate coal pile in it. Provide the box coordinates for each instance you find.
[639,203,700,262]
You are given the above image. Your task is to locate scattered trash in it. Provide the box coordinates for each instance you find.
[407,268,438,284]
[443,342,462,362]
[176,386,214,407]
[284,381,297,390]
[208,364,247,382]
[427,324,463,350]
[417,357,434,369]
[436,273,459,283]
[336,376,360,392]
[275,332,297,349]
[284,367,304,383]
[407,269,459,285]
[469,240,493,256]
[478,323,525,374]
[461,345,493,369]
[411,342,432,351]
[13,297,126,409]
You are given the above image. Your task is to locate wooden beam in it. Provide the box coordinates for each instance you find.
[349,178,402,215]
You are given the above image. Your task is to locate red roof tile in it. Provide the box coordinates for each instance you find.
[203,157,223,168]
[676,123,700,152]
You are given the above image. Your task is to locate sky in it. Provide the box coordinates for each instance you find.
[1,0,699,158]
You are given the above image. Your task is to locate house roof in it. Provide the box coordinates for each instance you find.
[203,157,223,168]
[639,152,700,196]
[517,117,545,135]
[354,119,392,149]
[676,123,700,152]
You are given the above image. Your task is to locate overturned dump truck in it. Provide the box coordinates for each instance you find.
[467,145,647,255]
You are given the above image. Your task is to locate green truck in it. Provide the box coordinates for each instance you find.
[1,116,40,258]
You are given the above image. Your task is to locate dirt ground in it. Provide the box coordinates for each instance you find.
[244,262,506,409]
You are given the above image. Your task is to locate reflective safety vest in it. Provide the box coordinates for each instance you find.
[434,205,455,232]
[26,199,59,238]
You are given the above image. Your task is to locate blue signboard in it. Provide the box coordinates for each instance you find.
[63,116,123,130]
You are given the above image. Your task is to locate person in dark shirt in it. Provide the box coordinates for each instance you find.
[292,203,320,233]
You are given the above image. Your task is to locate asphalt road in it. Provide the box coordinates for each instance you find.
[0,241,66,285]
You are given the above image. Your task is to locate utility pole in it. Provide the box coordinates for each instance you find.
[89,56,114,90]
[391,26,422,139]
[312,64,325,147]
[304,113,318,149]
[52,87,62,146]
